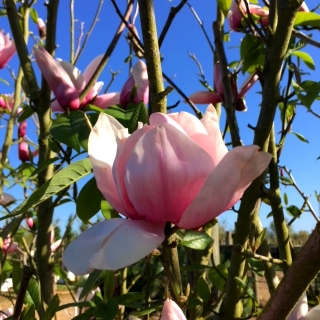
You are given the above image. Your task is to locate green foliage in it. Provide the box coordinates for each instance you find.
[103,102,148,133]
[76,177,104,222]
[6,158,92,219]
[240,34,265,73]
[208,264,228,291]
[197,276,211,303]
[43,295,60,320]
[180,230,213,250]
[294,12,320,27]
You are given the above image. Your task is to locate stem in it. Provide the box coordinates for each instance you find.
[268,125,292,272]
[223,1,301,318]
[138,0,166,114]
[13,266,36,320]
[257,222,320,320]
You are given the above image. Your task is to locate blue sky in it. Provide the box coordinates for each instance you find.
[0,0,319,233]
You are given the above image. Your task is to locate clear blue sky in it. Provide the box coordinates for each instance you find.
[0,0,319,233]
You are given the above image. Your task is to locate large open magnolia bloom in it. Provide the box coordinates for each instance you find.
[288,293,320,320]
[63,105,271,274]
[34,46,103,111]
[189,62,258,111]
[92,60,149,109]
[0,30,16,69]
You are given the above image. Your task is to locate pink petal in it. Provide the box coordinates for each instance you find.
[51,239,62,252]
[88,113,129,213]
[124,123,215,224]
[188,91,222,104]
[132,60,149,104]
[57,59,85,92]
[34,47,80,110]
[250,5,269,17]
[0,30,16,69]
[304,305,320,320]
[51,100,64,112]
[92,92,120,109]
[83,55,104,84]
[238,73,259,98]
[113,125,155,220]
[161,299,186,320]
[199,104,228,164]
[120,75,136,107]
[288,292,308,320]
[63,218,165,274]
[177,146,272,229]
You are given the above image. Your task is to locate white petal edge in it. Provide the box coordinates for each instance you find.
[63,218,165,275]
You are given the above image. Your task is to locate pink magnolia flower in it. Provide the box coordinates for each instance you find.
[63,105,271,274]
[189,62,258,111]
[50,228,62,252]
[34,46,104,111]
[0,30,16,69]
[161,299,186,320]
[0,94,14,112]
[1,236,18,254]
[18,120,27,137]
[288,292,320,320]
[227,0,269,31]
[93,60,149,109]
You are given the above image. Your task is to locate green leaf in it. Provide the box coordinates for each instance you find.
[292,80,320,109]
[18,106,34,122]
[115,292,145,305]
[12,262,40,310]
[0,260,13,285]
[79,269,102,301]
[289,132,309,143]
[286,205,301,217]
[294,12,320,27]
[248,258,265,277]
[279,176,293,185]
[283,192,288,206]
[240,34,265,73]
[6,159,92,219]
[57,301,95,311]
[292,51,315,70]
[43,294,60,320]
[50,114,82,152]
[253,228,267,253]
[208,264,228,291]
[103,270,115,300]
[180,230,213,250]
[30,157,59,177]
[69,111,92,151]
[101,200,120,220]
[217,0,232,16]
[93,298,118,320]
[20,304,35,320]
[130,307,158,317]
[76,177,104,222]
[234,277,257,302]
[104,102,148,133]
[197,277,211,303]
[30,8,38,23]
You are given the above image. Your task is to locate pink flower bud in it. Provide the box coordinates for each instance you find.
[2,236,18,254]
[26,217,34,229]
[37,18,46,39]
[0,30,16,69]
[18,140,30,162]
[119,61,149,108]
[18,121,27,137]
